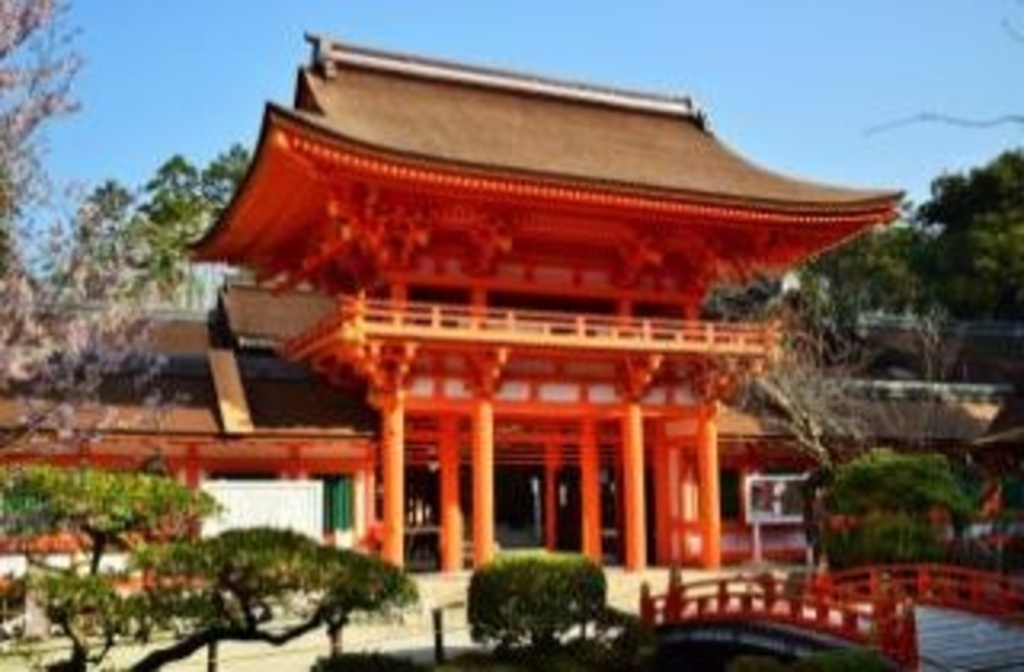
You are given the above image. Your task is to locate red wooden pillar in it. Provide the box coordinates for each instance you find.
[580,418,602,563]
[622,401,647,571]
[653,423,672,565]
[544,444,559,552]
[183,444,202,489]
[680,457,698,563]
[472,396,495,566]
[439,415,463,572]
[363,465,377,529]
[381,392,406,567]
[697,402,721,569]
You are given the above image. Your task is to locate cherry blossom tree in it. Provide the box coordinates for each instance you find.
[0,1,160,454]
[1,0,79,233]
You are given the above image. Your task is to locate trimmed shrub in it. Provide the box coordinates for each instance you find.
[826,450,971,522]
[792,649,891,671]
[825,511,945,570]
[823,449,973,569]
[467,553,606,652]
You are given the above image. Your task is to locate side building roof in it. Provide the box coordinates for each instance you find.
[0,312,375,447]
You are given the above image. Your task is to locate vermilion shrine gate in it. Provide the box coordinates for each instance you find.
[194,37,900,572]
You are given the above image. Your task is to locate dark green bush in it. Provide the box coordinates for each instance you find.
[823,449,974,569]
[791,649,891,671]
[827,450,972,522]
[467,553,606,652]
[825,511,945,570]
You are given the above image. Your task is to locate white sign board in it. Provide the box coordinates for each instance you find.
[745,473,807,525]
[201,480,324,540]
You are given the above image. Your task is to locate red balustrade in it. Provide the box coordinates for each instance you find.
[641,573,915,666]
[817,563,1024,618]
[288,295,779,360]
[640,566,1024,670]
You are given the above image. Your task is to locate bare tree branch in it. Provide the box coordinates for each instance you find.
[866,112,1024,136]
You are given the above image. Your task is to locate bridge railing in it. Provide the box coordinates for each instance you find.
[815,563,1024,618]
[642,571,918,669]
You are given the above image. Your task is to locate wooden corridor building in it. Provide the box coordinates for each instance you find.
[194,36,901,571]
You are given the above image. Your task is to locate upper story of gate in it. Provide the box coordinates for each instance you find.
[193,36,900,399]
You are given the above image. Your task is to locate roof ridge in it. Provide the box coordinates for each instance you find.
[305,33,708,126]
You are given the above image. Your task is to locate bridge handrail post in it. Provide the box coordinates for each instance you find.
[970,570,982,608]
[639,582,654,626]
[811,572,831,601]
[873,595,895,661]
[717,579,729,613]
[916,564,930,600]
[889,597,919,670]
[665,576,682,621]
[762,574,777,612]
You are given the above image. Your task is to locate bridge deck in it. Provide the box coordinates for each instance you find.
[917,607,1024,671]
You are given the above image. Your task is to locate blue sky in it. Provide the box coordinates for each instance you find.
[47,1,1024,206]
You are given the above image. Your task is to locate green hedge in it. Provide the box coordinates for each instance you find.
[823,449,973,570]
[467,553,606,652]
[824,511,945,570]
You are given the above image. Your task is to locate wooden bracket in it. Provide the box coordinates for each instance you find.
[617,354,664,402]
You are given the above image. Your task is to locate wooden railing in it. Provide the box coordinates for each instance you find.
[816,563,1024,619]
[642,565,1024,670]
[288,295,779,359]
[641,571,918,669]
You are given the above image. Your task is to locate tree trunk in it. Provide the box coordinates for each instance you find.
[329,625,343,658]
[46,645,87,672]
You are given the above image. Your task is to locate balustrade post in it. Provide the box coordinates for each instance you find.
[639,582,654,626]
[762,575,777,612]
[915,565,926,600]
[665,579,681,621]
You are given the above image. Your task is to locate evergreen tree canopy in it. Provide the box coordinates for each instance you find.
[800,148,1024,322]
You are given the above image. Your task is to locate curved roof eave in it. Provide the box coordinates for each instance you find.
[273,103,900,214]
[194,102,902,266]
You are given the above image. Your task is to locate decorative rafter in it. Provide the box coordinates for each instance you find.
[354,341,418,411]
[617,354,664,402]
[460,211,514,277]
[614,233,664,287]
[355,186,434,272]
[467,348,509,398]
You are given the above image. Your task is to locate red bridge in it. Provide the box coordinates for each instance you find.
[640,564,1024,670]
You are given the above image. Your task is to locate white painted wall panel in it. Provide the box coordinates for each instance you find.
[202,480,323,540]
